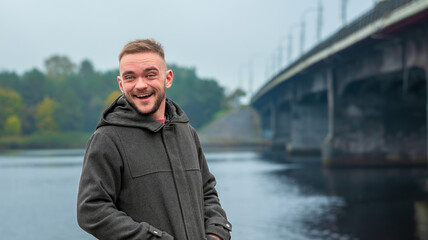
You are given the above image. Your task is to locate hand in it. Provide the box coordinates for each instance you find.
[207,234,221,240]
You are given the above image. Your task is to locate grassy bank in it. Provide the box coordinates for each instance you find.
[0,132,92,149]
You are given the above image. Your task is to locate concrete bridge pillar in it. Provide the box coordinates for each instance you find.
[322,68,336,164]
[287,97,328,155]
[260,107,272,140]
[273,102,291,149]
[259,100,279,140]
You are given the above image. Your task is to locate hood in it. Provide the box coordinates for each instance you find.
[96,95,189,132]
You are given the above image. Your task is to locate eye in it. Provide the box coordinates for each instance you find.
[147,72,157,79]
[124,75,135,81]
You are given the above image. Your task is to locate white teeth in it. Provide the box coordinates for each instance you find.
[137,94,151,98]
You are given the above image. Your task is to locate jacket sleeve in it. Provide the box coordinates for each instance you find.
[77,131,174,240]
[192,128,232,240]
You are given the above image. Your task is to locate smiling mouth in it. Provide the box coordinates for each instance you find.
[135,93,153,100]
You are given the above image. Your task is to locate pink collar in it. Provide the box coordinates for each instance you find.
[157,116,166,124]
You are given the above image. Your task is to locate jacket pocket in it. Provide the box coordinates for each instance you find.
[125,149,172,178]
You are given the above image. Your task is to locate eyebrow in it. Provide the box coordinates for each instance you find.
[143,67,159,73]
[122,67,159,75]
[122,70,135,76]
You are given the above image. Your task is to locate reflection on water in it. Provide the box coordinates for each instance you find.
[209,152,350,240]
[206,152,428,240]
[272,164,428,240]
[0,149,427,240]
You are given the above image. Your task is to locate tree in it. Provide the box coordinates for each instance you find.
[79,59,95,78]
[35,97,59,133]
[104,91,122,108]
[0,71,20,90]
[44,55,76,81]
[4,115,22,135]
[223,88,246,109]
[1,58,228,134]
[167,64,225,129]
[0,88,23,131]
[20,68,47,106]
[22,105,37,135]
[56,89,83,131]
[81,69,119,132]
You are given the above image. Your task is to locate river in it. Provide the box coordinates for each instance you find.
[0,149,427,240]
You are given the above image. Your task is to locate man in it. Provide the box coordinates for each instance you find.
[77,39,232,240]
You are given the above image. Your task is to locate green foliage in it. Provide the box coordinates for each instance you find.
[0,71,20,90]
[223,88,246,109]
[44,55,76,81]
[56,88,84,131]
[36,97,59,133]
[79,59,95,77]
[20,69,47,106]
[104,90,122,108]
[0,55,240,148]
[22,105,37,135]
[0,88,23,131]
[0,132,91,149]
[167,64,224,129]
[4,115,22,136]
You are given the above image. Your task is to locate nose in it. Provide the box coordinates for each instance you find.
[135,77,148,90]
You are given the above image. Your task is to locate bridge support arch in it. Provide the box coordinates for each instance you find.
[322,67,427,166]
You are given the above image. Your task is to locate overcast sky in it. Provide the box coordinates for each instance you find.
[0,0,374,99]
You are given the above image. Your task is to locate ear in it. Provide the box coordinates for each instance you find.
[117,76,124,93]
[165,70,173,89]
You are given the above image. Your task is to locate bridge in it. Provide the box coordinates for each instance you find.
[251,0,428,167]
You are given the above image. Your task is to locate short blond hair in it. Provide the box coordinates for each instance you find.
[118,39,165,62]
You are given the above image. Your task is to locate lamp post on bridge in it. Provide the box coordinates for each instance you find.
[267,0,324,83]
[271,49,278,74]
[282,23,300,67]
[277,32,292,69]
[300,0,323,55]
[287,30,294,64]
[278,0,322,69]
[317,0,323,42]
[274,26,296,79]
[277,37,286,70]
[341,0,349,26]
[248,54,261,98]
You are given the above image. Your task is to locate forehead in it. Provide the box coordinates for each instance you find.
[119,52,165,72]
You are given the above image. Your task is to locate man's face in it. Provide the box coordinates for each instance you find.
[118,52,173,120]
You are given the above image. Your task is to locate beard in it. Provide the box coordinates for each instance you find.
[144,88,165,116]
[125,86,166,117]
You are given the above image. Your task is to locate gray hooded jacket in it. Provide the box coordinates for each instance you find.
[77,96,232,240]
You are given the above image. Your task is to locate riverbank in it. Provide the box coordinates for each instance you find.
[0,132,91,150]
[0,106,263,150]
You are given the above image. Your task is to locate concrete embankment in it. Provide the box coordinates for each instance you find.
[197,106,264,149]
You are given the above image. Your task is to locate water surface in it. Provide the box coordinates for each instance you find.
[0,149,427,240]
